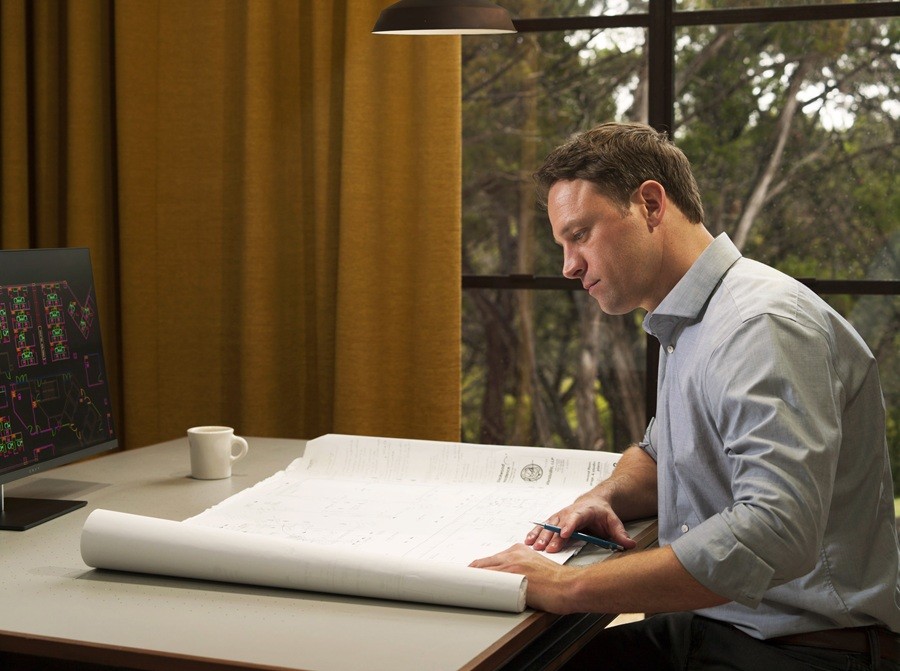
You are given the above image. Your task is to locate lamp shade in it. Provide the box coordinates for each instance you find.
[372,0,516,35]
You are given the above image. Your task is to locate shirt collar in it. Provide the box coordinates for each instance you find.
[643,232,741,337]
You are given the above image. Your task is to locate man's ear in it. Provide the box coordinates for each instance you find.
[636,180,666,228]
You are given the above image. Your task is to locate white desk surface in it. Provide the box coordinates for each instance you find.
[0,437,583,671]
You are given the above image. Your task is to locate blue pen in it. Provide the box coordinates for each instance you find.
[531,521,625,552]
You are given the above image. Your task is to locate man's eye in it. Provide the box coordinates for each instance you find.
[573,230,586,242]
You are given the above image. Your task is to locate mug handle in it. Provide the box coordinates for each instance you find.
[230,436,249,463]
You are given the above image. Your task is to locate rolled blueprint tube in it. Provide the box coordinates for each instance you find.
[80,509,527,612]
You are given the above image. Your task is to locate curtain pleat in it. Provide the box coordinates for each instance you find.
[335,6,461,439]
[0,1,32,249]
[0,0,461,449]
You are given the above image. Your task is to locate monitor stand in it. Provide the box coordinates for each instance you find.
[0,485,87,531]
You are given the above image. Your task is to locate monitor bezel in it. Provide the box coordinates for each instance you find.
[0,247,118,489]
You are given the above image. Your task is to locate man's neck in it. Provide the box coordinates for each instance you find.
[646,220,715,312]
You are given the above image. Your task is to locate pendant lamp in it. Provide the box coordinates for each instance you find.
[373,0,516,35]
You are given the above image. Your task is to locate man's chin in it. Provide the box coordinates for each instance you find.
[594,296,634,316]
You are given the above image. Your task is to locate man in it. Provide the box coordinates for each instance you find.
[470,122,900,670]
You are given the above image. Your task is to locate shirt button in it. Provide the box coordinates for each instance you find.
[681,524,689,533]
[667,345,675,354]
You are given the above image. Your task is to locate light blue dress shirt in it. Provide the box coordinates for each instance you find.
[640,233,900,638]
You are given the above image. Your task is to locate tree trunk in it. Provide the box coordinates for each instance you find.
[733,58,813,250]
[574,295,605,450]
[512,30,549,447]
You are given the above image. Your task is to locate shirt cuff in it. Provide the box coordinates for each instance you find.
[638,417,657,461]
[670,514,774,607]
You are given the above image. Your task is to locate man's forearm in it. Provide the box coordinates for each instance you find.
[548,545,729,615]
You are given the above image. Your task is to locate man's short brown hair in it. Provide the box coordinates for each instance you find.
[534,122,705,224]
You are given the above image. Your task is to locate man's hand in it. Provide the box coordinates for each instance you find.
[528,445,658,553]
[469,544,580,613]
[469,446,669,614]
[526,494,637,553]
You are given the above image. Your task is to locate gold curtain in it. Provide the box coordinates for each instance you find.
[0,0,461,448]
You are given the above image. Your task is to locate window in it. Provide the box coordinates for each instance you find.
[461,0,899,491]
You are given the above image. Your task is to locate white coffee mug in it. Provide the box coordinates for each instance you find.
[187,426,249,479]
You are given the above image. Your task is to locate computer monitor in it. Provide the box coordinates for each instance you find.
[0,248,117,530]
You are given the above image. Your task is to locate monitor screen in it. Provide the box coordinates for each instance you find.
[0,248,117,530]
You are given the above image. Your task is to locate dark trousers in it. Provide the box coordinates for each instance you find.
[563,613,899,671]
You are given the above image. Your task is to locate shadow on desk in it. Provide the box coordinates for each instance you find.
[6,478,109,500]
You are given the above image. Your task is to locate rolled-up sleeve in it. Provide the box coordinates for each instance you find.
[671,514,774,606]
[639,416,658,461]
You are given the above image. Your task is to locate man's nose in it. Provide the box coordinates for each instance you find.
[562,252,583,279]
